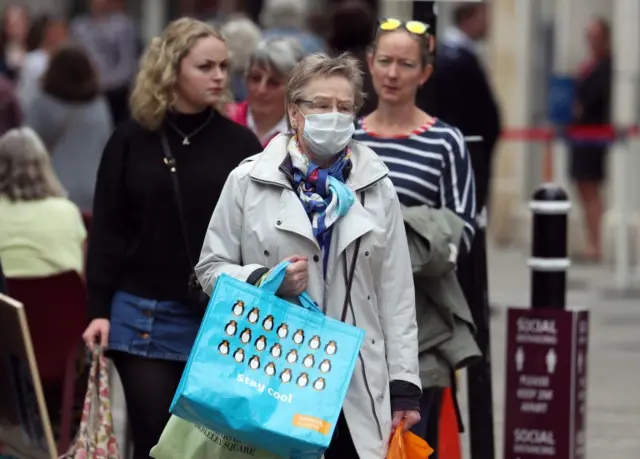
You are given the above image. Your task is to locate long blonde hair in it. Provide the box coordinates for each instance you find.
[130,18,229,131]
[0,127,66,202]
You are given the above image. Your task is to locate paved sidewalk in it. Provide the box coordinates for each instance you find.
[109,244,640,458]
[457,244,640,459]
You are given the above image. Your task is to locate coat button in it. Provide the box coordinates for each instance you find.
[264,249,270,256]
[365,251,370,256]
[276,220,282,225]
[313,255,320,262]
[140,333,150,339]
[367,295,371,300]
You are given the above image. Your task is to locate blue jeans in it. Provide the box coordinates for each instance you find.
[108,291,201,361]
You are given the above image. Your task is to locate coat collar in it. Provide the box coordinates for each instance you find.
[249,133,388,258]
[249,133,389,191]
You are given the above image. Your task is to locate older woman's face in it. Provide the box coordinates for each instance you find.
[176,36,229,111]
[368,30,431,105]
[246,64,287,120]
[288,75,355,137]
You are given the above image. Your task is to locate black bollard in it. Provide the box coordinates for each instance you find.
[528,183,571,310]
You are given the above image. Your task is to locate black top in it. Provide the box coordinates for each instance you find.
[573,56,612,126]
[86,108,263,320]
[424,44,502,210]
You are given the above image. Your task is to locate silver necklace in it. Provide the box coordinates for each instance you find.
[166,110,214,146]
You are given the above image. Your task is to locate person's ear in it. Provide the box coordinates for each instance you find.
[367,51,375,73]
[419,64,433,86]
[287,103,299,130]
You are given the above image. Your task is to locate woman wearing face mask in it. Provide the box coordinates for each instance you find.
[196,53,421,459]
[81,18,262,459]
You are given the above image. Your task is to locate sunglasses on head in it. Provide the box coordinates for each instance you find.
[378,18,430,37]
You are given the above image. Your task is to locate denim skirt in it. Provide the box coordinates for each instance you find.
[108,291,201,361]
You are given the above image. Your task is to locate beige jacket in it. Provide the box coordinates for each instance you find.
[196,134,420,459]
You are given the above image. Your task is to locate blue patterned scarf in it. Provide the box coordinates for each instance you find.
[288,136,354,274]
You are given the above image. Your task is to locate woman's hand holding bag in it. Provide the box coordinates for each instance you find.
[387,421,434,459]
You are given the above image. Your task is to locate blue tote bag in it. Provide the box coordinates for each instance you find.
[170,261,365,459]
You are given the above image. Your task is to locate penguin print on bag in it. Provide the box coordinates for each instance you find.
[255,336,267,352]
[233,348,245,363]
[325,340,337,356]
[302,354,314,368]
[319,359,331,373]
[297,372,309,388]
[313,377,326,391]
[240,328,252,344]
[264,362,276,376]
[263,315,274,332]
[292,329,305,345]
[232,301,245,316]
[247,308,260,324]
[286,349,298,364]
[218,340,230,355]
[270,343,282,359]
[225,321,238,336]
[249,355,261,370]
[309,336,321,350]
[280,368,292,383]
[276,324,289,339]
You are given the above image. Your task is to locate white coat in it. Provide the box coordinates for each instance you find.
[196,134,421,459]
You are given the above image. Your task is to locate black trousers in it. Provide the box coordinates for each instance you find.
[410,387,443,457]
[111,352,185,459]
[324,412,359,458]
[456,229,495,459]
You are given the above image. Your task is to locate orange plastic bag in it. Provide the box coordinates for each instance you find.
[387,422,434,459]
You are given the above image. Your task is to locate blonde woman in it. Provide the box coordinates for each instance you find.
[0,127,86,278]
[81,18,262,459]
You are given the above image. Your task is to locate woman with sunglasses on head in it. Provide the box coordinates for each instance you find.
[353,18,479,451]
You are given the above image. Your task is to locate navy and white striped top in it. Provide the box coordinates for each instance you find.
[354,118,477,250]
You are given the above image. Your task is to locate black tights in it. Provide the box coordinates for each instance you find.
[111,352,185,459]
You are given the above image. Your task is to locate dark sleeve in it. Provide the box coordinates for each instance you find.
[432,51,501,208]
[85,126,130,320]
[390,380,422,412]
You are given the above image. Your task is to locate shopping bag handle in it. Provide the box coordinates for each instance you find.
[260,261,322,314]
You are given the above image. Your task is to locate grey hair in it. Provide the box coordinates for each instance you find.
[260,0,305,30]
[0,127,66,202]
[286,52,364,127]
[221,17,263,73]
[249,36,304,78]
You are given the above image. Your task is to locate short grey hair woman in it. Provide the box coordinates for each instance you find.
[197,53,421,458]
[227,36,304,146]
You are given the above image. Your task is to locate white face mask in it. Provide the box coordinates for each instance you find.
[301,112,355,160]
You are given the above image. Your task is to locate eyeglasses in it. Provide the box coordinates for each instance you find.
[297,98,355,115]
[378,18,430,37]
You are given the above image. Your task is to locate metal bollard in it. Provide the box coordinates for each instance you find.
[528,183,571,310]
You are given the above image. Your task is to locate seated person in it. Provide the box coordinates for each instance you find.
[0,127,86,278]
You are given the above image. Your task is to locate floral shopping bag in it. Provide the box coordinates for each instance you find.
[65,347,120,459]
